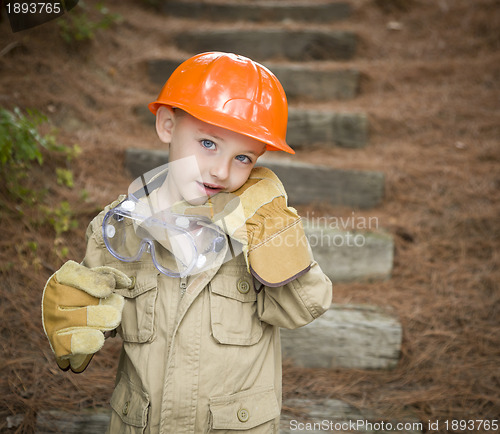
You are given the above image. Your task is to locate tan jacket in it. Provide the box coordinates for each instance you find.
[82,198,332,433]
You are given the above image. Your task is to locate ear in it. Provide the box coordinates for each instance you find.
[156,106,175,143]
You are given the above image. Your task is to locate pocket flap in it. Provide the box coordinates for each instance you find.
[209,386,279,430]
[110,373,150,428]
[210,272,256,303]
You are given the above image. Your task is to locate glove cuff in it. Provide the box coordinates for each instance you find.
[248,218,312,287]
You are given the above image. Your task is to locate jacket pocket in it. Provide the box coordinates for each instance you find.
[209,386,280,432]
[109,372,150,432]
[114,268,159,343]
[209,271,263,346]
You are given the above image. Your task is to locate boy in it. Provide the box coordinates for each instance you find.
[42,52,332,433]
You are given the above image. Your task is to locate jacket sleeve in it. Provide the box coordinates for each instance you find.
[256,256,332,330]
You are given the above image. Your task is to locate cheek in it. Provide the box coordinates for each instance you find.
[169,129,198,160]
[230,166,254,191]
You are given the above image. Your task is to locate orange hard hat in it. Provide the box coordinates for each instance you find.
[148,52,293,154]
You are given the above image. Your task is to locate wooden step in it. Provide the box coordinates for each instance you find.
[124,149,385,209]
[162,0,352,23]
[148,58,360,101]
[174,28,357,61]
[281,398,422,433]
[258,157,384,209]
[134,104,369,149]
[35,409,111,434]
[288,108,368,148]
[281,304,402,370]
[303,221,394,282]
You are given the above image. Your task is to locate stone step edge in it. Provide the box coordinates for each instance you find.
[302,221,394,283]
[124,149,384,209]
[174,28,358,62]
[280,397,422,434]
[281,303,403,371]
[147,58,361,101]
[162,0,353,23]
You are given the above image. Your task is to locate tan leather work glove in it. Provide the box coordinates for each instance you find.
[184,167,312,286]
[42,260,131,373]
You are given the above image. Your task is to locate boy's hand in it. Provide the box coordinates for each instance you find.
[41,260,131,373]
[188,167,312,286]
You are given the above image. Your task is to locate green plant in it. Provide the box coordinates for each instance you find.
[0,107,79,202]
[0,107,82,260]
[57,1,122,44]
[0,107,57,166]
[44,201,78,237]
[56,168,74,188]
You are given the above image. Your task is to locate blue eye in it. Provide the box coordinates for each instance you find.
[235,155,251,164]
[201,139,216,150]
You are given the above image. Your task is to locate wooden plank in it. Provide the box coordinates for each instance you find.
[281,304,402,370]
[303,221,394,282]
[287,108,368,148]
[163,1,352,23]
[36,410,110,434]
[281,398,422,433]
[259,158,384,209]
[174,29,357,61]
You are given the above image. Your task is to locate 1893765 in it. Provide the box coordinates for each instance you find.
[6,2,62,14]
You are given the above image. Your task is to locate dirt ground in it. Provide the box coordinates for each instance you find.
[0,0,499,432]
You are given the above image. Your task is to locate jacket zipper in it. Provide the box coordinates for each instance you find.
[180,276,187,298]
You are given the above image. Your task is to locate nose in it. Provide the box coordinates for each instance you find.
[209,157,231,181]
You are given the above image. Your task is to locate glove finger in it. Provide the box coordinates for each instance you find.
[56,260,116,298]
[53,328,105,359]
[56,357,70,371]
[69,354,94,373]
[92,266,132,290]
[100,293,125,313]
[87,304,122,330]
[53,281,101,309]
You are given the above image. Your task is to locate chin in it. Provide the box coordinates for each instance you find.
[184,195,209,206]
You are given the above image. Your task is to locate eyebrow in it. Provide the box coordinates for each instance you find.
[244,149,261,157]
[199,128,224,143]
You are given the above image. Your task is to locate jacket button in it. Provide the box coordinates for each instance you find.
[237,279,250,294]
[128,276,136,289]
[237,408,249,422]
[122,401,130,416]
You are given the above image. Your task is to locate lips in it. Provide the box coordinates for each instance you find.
[197,181,225,196]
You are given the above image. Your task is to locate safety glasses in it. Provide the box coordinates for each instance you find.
[102,161,243,278]
[103,195,230,278]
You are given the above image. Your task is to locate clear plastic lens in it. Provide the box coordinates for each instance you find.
[102,197,229,278]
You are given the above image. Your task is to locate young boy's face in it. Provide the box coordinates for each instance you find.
[156,107,266,205]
